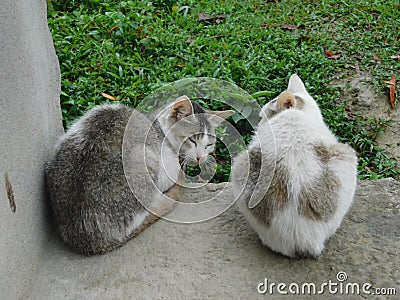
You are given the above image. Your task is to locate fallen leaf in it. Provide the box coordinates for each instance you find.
[323,46,334,56]
[370,10,380,18]
[298,35,309,40]
[96,61,102,71]
[101,92,120,101]
[185,37,194,44]
[327,54,340,59]
[373,53,382,64]
[325,50,334,56]
[198,12,226,24]
[137,26,144,39]
[281,24,298,30]
[108,25,118,34]
[198,12,212,21]
[214,14,226,24]
[384,74,396,108]
[355,63,361,74]
[297,35,309,46]
[323,46,340,59]
[176,62,185,67]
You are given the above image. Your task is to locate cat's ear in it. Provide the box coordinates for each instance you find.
[207,110,235,126]
[287,74,307,94]
[277,91,305,110]
[277,91,296,109]
[169,95,193,121]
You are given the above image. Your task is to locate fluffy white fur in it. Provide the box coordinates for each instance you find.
[232,74,358,258]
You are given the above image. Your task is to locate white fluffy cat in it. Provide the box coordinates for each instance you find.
[231,74,358,258]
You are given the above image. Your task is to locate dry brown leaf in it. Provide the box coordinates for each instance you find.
[108,25,118,34]
[324,47,334,56]
[355,63,361,74]
[137,26,144,39]
[185,37,194,44]
[101,92,121,101]
[297,35,309,46]
[327,54,340,60]
[323,46,340,59]
[198,12,212,21]
[373,53,382,64]
[384,74,396,108]
[281,24,298,30]
[325,49,334,56]
[198,12,226,24]
[298,35,309,41]
[215,14,226,20]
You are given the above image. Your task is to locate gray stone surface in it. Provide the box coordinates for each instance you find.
[0,0,63,299]
[30,179,399,299]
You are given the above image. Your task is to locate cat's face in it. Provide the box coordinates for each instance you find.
[161,96,234,166]
[260,74,323,122]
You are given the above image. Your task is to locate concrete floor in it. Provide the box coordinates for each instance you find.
[24,179,400,299]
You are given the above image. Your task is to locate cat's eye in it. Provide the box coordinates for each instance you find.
[188,137,197,146]
[205,143,214,149]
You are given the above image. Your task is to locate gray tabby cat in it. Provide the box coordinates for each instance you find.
[45,96,233,255]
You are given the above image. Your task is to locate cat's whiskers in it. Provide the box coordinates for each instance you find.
[180,156,191,169]
[202,158,214,166]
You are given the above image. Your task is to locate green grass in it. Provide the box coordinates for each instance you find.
[48,0,400,181]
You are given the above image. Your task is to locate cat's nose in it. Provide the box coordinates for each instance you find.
[197,155,207,164]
